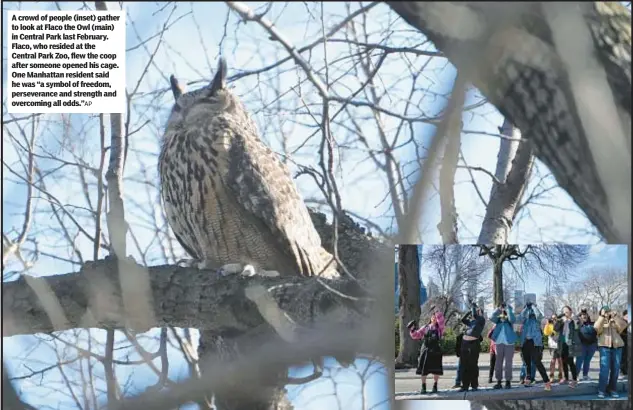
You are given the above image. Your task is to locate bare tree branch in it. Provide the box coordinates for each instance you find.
[387,1,631,243]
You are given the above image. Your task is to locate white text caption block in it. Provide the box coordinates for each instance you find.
[7,11,126,114]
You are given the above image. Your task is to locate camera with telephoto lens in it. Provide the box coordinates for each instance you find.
[556,313,565,319]
[526,301,533,308]
[406,320,417,330]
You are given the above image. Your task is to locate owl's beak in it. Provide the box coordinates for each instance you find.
[209,57,227,95]
[170,75,183,100]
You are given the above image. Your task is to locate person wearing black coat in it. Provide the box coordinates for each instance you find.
[458,301,486,392]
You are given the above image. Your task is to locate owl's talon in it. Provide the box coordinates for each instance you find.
[218,263,280,277]
[240,264,257,277]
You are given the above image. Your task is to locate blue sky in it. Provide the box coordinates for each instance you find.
[2,1,628,410]
[419,244,629,300]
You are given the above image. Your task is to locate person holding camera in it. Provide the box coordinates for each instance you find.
[544,314,564,382]
[458,300,486,392]
[490,302,517,389]
[576,309,598,381]
[519,301,552,390]
[594,306,627,398]
[553,306,580,387]
[407,308,446,394]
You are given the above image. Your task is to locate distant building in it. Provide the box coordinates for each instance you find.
[514,290,524,310]
[418,245,427,307]
[524,293,537,305]
[427,278,439,300]
[478,297,487,318]
[420,279,428,307]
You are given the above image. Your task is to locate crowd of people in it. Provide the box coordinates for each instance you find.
[407,302,629,399]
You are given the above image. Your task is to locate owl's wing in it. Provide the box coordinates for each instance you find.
[162,184,203,260]
[224,132,327,277]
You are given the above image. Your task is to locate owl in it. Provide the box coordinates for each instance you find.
[158,57,339,280]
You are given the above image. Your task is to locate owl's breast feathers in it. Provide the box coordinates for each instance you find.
[159,114,338,278]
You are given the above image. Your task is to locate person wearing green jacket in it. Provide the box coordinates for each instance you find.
[553,306,581,388]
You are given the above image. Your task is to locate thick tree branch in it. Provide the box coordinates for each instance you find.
[478,121,535,243]
[2,258,371,338]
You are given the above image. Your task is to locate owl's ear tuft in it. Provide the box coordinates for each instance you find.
[209,57,227,96]
[170,75,183,100]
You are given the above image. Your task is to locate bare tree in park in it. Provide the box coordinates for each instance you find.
[478,245,590,307]
[422,245,491,322]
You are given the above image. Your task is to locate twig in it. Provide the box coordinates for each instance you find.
[226,1,330,98]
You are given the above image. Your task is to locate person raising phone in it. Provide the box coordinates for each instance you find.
[490,302,517,389]
[458,300,485,392]
[408,307,445,394]
[519,301,552,390]
[594,306,627,399]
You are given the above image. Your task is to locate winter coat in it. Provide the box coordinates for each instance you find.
[410,311,446,340]
[554,317,582,357]
[519,305,544,347]
[578,320,598,345]
[544,322,559,349]
[461,306,486,339]
[491,306,518,345]
[594,315,626,349]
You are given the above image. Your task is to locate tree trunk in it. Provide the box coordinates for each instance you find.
[478,121,534,244]
[492,252,504,307]
[395,245,422,368]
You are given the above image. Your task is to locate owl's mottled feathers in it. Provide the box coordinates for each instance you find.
[159,58,338,279]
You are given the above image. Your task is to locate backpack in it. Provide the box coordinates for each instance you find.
[579,323,597,345]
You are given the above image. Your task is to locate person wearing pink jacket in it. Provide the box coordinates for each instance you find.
[407,309,445,394]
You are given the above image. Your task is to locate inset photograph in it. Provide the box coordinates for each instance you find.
[394,244,629,401]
